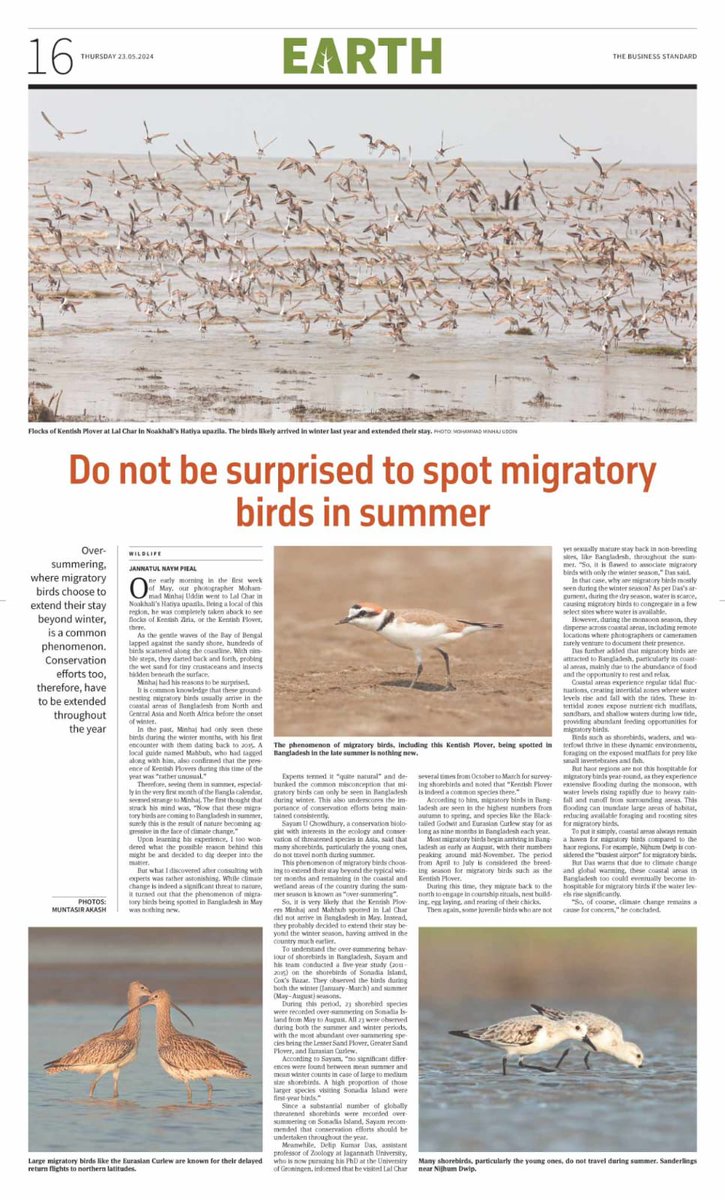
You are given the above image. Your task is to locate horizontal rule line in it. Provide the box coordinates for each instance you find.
[28,26,699,30]
[28,83,697,91]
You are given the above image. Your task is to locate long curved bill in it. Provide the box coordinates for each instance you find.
[171,1002,194,1027]
[112,997,194,1030]
[113,999,151,1030]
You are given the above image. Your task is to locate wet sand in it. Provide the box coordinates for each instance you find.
[274,546,551,737]
[29,156,695,423]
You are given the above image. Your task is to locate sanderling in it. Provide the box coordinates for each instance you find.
[335,603,503,691]
[449,1014,594,1075]
[530,1005,644,1068]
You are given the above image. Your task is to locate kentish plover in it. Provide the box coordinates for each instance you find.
[530,1005,644,1068]
[335,603,503,691]
[449,1014,594,1075]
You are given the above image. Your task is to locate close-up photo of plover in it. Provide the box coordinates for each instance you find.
[419,927,696,1152]
[335,603,503,691]
[274,545,551,737]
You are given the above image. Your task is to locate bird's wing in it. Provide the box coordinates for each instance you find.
[41,111,60,133]
[45,1031,133,1069]
[479,1018,543,1045]
[585,1012,622,1038]
[395,607,449,627]
[530,1003,567,1020]
[160,1034,245,1073]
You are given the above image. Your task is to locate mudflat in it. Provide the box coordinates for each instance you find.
[274,545,551,736]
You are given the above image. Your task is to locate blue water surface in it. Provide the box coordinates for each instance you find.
[419,998,695,1153]
[30,1004,262,1153]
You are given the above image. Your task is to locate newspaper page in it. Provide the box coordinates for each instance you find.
[5,1,718,1193]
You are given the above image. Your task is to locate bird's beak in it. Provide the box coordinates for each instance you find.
[335,616,352,624]
[172,1002,194,1027]
[112,998,150,1030]
[583,1035,597,1050]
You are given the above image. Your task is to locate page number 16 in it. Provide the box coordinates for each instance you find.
[30,38,74,75]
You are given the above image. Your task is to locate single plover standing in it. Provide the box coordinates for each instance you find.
[530,1005,644,1068]
[449,1014,594,1075]
[335,603,502,690]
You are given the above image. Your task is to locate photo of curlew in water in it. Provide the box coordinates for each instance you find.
[29,87,696,423]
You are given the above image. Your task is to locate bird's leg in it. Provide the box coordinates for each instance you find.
[204,1079,213,1104]
[436,647,455,691]
[553,1048,570,1070]
[112,1070,120,1099]
[502,1057,507,1076]
[583,1051,592,1070]
[185,1081,193,1104]
[88,1075,101,1099]
[409,651,423,689]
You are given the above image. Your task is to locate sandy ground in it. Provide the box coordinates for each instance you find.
[274,546,551,737]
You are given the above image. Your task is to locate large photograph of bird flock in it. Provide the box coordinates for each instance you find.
[28,88,696,423]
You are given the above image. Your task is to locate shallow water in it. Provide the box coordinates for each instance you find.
[29,155,696,423]
[30,1004,262,1152]
[419,998,695,1152]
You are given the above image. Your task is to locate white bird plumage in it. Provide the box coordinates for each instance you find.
[449,1014,594,1075]
[336,602,502,690]
[530,1005,644,1068]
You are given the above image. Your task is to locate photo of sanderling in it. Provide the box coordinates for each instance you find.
[419,928,696,1153]
[28,88,695,423]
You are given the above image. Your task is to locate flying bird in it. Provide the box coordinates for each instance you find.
[253,130,278,157]
[559,134,603,158]
[143,120,169,144]
[41,111,87,141]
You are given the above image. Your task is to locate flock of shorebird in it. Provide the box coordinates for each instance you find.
[450,1003,644,1075]
[44,980,251,1104]
[29,117,696,367]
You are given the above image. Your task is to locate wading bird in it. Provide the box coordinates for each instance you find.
[530,1005,644,1068]
[44,981,152,1098]
[449,1014,595,1075]
[114,988,252,1104]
